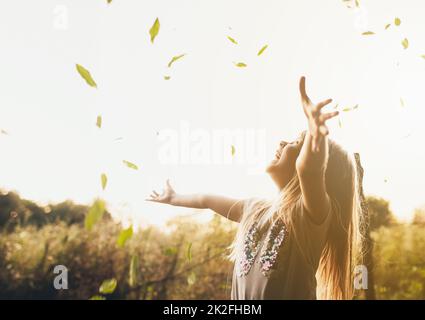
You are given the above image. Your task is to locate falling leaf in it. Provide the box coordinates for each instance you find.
[99,278,117,294]
[117,225,133,248]
[168,54,186,68]
[101,173,107,190]
[385,23,391,30]
[342,104,359,112]
[234,62,247,68]
[149,18,160,44]
[400,98,405,108]
[164,75,171,80]
[107,0,112,4]
[0,129,8,135]
[394,17,401,26]
[421,55,425,60]
[338,119,343,128]
[96,115,102,128]
[362,31,375,36]
[227,36,238,45]
[84,199,106,231]
[257,45,268,56]
[231,145,236,156]
[90,295,106,300]
[123,160,139,170]
[187,272,196,286]
[76,64,97,88]
[129,254,140,287]
[402,38,409,49]
[187,243,192,263]
[355,0,360,8]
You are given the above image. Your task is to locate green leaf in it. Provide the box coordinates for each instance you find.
[84,199,106,231]
[187,272,196,286]
[342,104,358,112]
[338,119,342,128]
[421,55,425,60]
[149,18,160,44]
[187,243,192,263]
[402,38,409,49]
[96,115,102,129]
[257,44,268,56]
[400,98,405,108]
[129,254,140,287]
[76,64,97,88]
[117,225,133,248]
[362,31,375,36]
[123,160,139,170]
[164,75,171,80]
[385,23,391,30]
[234,62,247,68]
[227,36,238,45]
[394,17,401,26]
[101,173,107,190]
[168,54,186,68]
[231,145,236,157]
[90,295,106,300]
[99,278,117,294]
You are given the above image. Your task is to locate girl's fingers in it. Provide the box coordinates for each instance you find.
[319,111,339,122]
[319,124,329,136]
[314,98,333,112]
[299,76,311,104]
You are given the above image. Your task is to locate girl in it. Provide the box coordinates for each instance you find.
[147,77,363,300]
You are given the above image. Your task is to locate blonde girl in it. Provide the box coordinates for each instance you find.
[147,77,362,300]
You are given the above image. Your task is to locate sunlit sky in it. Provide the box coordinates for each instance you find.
[1,0,424,226]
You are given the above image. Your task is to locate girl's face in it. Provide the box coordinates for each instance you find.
[266,132,305,190]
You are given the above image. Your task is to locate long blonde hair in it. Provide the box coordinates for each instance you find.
[228,139,363,300]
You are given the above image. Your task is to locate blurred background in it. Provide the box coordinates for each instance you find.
[0,0,424,299]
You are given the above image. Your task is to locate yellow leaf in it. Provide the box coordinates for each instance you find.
[101,173,107,190]
[149,18,160,44]
[117,225,133,247]
[99,278,117,294]
[400,98,405,108]
[123,160,139,170]
[394,17,401,26]
[85,199,106,231]
[96,115,102,128]
[234,62,247,68]
[168,54,186,68]
[385,23,391,30]
[401,38,409,49]
[164,75,171,80]
[76,64,97,88]
[227,36,238,45]
[257,45,268,56]
[231,145,236,156]
[362,31,375,36]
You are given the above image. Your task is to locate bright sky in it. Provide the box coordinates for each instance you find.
[0,0,424,226]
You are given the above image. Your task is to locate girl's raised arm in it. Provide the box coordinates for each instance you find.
[295,76,339,224]
[146,180,244,222]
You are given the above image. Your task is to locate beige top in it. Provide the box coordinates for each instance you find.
[231,198,333,300]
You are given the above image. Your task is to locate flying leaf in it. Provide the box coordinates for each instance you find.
[385,23,391,30]
[101,173,107,190]
[84,199,106,231]
[234,62,247,68]
[400,98,405,108]
[227,36,238,45]
[129,254,140,287]
[421,55,425,60]
[394,17,401,26]
[107,0,112,4]
[0,129,8,135]
[96,115,102,128]
[187,271,196,286]
[149,18,160,44]
[99,278,117,294]
[164,75,171,80]
[117,225,133,248]
[76,64,97,88]
[402,38,409,49]
[187,243,192,263]
[168,54,186,68]
[231,145,236,157]
[362,31,375,36]
[123,160,139,170]
[342,104,359,112]
[257,45,268,56]
[338,119,342,128]
[90,295,106,300]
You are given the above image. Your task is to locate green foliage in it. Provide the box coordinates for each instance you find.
[76,64,97,88]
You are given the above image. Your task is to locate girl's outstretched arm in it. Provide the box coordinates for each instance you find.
[295,76,339,224]
[146,180,244,222]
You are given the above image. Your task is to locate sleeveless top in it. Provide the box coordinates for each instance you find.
[231,197,334,300]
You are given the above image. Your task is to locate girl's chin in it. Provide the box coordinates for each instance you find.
[266,159,279,172]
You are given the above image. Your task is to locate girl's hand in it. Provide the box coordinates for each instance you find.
[299,76,339,152]
[146,179,176,204]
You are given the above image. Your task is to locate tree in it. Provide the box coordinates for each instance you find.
[412,207,425,225]
[366,196,396,230]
